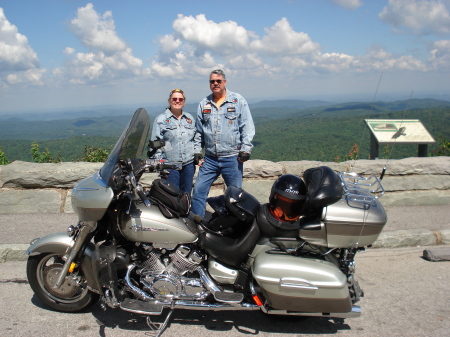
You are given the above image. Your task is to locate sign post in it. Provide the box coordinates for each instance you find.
[365,119,435,159]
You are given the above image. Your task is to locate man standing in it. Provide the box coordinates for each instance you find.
[191,69,255,217]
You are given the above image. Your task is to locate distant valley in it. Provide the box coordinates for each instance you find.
[1,98,449,162]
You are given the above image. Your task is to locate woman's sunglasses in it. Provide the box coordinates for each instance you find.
[171,98,185,102]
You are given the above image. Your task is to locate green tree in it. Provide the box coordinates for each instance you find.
[76,146,110,162]
[431,136,450,156]
[31,141,61,163]
[0,146,10,165]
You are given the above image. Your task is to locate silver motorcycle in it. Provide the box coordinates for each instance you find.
[26,108,387,336]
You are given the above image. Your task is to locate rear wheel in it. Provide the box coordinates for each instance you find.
[27,253,99,312]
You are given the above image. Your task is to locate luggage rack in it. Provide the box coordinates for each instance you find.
[338,172,385,204]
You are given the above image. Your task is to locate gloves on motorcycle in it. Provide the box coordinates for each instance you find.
[194,153,203,165]
[238,151,250,162]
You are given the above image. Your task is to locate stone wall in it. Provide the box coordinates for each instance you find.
[0,156,449,213]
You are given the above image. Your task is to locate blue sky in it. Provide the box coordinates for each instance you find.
[1,0,449,114]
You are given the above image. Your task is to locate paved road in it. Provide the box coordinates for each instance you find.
[1,245,449,336]
[0,205,449,245]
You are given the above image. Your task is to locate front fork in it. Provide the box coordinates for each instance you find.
[52,220,96,289]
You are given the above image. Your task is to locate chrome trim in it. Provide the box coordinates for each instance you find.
[125,265,153,301]
[73,187,100,191]
[198,267,221,295]
[172,300,259,311]
[263,305,361,318]
[279,277,318,294]
[339,172,385,202]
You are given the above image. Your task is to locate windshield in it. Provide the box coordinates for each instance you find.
[99,108,150,183]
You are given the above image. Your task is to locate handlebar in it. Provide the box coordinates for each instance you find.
[156,163,181,170]
[117,158,181,208]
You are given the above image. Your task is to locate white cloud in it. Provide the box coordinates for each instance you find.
[56,3,145,84]
[172,14,253,55]
[311,52,356,73]
[250,18,321,56]
[359,47,427,71]
[152,16,322,78]
[428,39,450,69]
[4,68,46,85]
[63,47,75,55]
[0,7,43,86]
[69,3,126,54]
[158,34,182,55]
[379,0,450,35]
[331,0,363,10]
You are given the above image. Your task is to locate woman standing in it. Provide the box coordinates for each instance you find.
[151,89,200,194]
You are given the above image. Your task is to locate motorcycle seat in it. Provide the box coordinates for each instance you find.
[197,220,260,268]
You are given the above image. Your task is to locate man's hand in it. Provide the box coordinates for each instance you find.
[238,151,250,162]
[194,153,204,166]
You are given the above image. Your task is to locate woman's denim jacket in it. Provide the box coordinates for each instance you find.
[194,89,255,157]
[151,109,199,165]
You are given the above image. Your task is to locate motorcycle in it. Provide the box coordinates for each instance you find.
[26,108,387,336]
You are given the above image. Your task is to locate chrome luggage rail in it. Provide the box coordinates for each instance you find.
[338,172,385,203]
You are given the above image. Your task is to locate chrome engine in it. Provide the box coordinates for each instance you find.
[126,245,209,301]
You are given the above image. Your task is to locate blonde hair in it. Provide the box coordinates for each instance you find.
[169,88,185,100]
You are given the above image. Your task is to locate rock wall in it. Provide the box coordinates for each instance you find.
[0,157,449,213]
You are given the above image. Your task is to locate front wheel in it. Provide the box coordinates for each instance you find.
[27,253,99,312]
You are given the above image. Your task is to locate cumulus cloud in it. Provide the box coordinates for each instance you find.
[0,8,43,85]
[379,0,450,35]
[428,39,450,69]
[172,14,254,55]
[331,0,363,10]
[250,18,321,56]
[69,3,126,54]
[151,14,433,79]
[57,3,144,84]
[152,15,323,78]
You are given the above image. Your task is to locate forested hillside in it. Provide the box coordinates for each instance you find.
[251,107,450,161]
[1,99,449,162]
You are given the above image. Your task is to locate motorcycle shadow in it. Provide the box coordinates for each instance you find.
[90,304,351,335]
[31,295,351,335]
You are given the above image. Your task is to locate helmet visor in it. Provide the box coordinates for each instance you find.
[270,194,304,221]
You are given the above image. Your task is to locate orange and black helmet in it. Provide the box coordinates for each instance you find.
[269,174,307,221]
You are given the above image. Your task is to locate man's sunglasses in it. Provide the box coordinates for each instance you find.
[172,98,184,102]
[209,79,223,84]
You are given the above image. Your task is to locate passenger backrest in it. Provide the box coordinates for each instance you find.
[303,166,343,210]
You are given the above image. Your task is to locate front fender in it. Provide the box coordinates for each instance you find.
[27,232,74,256]
[27,232,100,292]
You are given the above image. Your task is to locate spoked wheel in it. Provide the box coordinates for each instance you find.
[27,253,99,312]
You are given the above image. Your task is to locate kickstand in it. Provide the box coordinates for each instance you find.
[145,309,174,337]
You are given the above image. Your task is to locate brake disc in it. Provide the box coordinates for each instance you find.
[43,263,79,299]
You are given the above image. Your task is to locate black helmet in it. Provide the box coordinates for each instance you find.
[269,174,307,221]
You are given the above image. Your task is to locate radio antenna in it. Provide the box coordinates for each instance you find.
[379,89,414,180]
[350,72,383,171]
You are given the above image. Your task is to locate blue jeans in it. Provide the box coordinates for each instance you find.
[191,155,243,217]
[164,162,195,194]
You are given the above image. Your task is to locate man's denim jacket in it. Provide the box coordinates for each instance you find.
[194,89,255,157]
[151,109,199,165]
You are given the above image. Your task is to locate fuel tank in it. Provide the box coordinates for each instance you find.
[119,203,197,244]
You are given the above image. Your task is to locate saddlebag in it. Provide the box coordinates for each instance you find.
[148,179,191,219]
[252,252,352,313]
